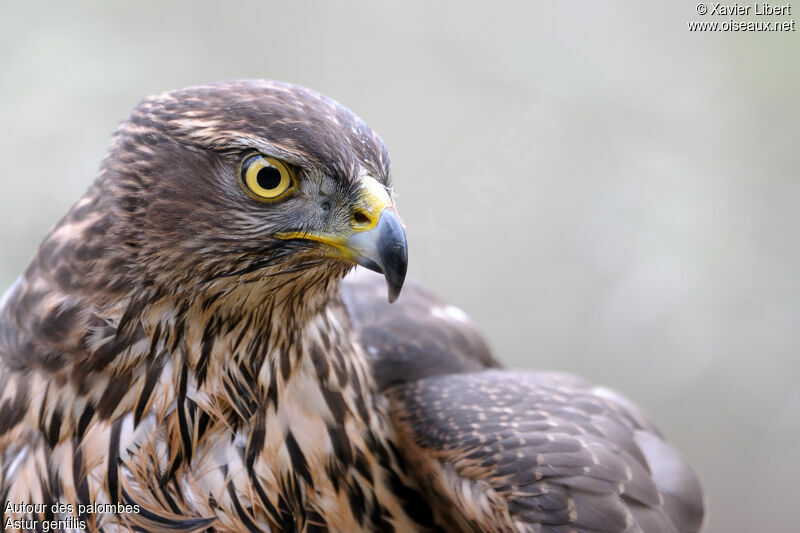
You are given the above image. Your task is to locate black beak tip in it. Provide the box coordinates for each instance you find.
[387,286,401,304]
[384,249,407,303]
[378,219,407,303]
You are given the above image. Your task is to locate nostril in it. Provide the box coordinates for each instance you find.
[352,210,371,227]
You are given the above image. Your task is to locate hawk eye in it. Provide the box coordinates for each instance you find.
[240,154,295,201]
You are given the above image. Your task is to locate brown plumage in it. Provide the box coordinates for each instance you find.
[0,80,704,532]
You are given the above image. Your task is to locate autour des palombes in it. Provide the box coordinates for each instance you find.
[4,500,140,514]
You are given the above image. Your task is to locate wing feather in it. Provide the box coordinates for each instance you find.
[342,270,703,532]
[387,371,704,533]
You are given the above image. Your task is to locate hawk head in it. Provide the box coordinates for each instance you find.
[75,80,406,312]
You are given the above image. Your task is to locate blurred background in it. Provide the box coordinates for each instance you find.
[1,1,798,531]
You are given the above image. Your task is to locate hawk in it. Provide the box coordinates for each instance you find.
[0,81,704,532]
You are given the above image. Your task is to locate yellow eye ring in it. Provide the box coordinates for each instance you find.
[239,154,295,201]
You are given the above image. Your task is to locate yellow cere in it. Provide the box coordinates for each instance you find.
[241,155,295,201]
[350,175,393,231]
[275,175,394,256]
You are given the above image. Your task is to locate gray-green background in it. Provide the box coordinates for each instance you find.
[1,2,798,531]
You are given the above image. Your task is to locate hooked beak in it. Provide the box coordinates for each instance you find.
[344,208,407,303]
[276,176,408,303]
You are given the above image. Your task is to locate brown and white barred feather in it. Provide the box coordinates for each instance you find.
[0,274,439,531]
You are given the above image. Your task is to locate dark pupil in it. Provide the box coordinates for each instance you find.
[256,166,282,190]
